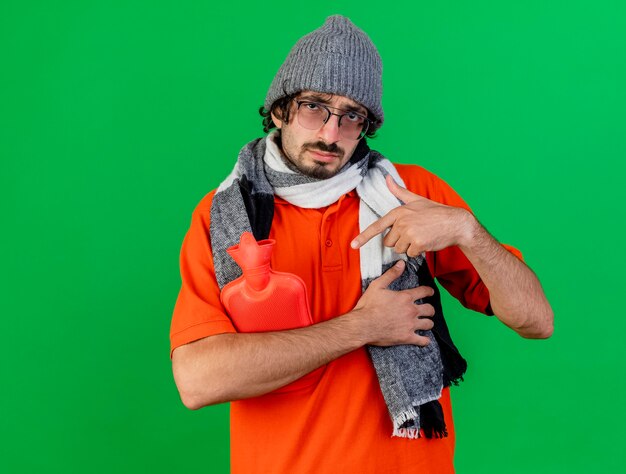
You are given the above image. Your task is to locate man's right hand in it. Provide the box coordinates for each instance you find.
[350,260,435,347]
[172,260,436,409]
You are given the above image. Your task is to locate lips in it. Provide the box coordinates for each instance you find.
[308,149,340,162]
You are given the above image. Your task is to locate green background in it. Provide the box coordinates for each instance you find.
[2,0,625,472]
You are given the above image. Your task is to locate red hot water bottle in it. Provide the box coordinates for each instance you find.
[220,232,314,333]
[220,233,323,393]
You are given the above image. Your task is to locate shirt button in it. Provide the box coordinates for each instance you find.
[325,239,333,247]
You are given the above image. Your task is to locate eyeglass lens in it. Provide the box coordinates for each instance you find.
[296,102,368,140]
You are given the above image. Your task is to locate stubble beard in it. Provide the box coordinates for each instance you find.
[275,134,345,180]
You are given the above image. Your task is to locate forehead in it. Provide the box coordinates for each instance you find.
[297,90,367,114]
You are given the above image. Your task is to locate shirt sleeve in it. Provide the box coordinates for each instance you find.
[396,164,524,316]
[169,192,236,358]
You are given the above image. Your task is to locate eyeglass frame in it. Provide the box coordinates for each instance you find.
[292,99,371,140]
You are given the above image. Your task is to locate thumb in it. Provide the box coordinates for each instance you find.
[386,174,419,203]
[371,260,405,289]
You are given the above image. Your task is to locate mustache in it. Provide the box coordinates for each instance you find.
[305,141,343,156]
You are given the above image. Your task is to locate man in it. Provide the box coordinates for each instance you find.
[170,15,553,473]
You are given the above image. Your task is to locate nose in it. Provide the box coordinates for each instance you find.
[317,113,341,143]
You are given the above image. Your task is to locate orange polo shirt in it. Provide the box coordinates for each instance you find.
[170,163,523,473]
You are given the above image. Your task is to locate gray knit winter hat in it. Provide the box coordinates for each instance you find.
[264,15,384,124]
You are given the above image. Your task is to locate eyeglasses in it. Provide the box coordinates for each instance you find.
[294,100,371,140]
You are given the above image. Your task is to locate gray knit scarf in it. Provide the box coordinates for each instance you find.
[210,131,452,439]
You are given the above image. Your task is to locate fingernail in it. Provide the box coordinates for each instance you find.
[395,260,404,268]
[350,240,359,249]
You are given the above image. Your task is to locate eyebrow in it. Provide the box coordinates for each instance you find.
[299,93,368,116]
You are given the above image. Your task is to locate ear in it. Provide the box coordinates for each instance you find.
[270,111,283,129]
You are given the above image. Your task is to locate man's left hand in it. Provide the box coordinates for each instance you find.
[350,175,475,257]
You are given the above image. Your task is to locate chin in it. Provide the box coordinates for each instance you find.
[303,163,340,180]
[285,154,342,179]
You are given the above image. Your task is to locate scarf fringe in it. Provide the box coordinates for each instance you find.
[393,427,422,439]
[392,408,420,439]
[391,397,448,439]
[419,400,448,439]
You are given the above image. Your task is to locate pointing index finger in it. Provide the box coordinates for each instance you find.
[351,213,396,249]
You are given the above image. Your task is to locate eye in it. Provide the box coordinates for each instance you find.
[345,112,364,123]
[304,102,320,110]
